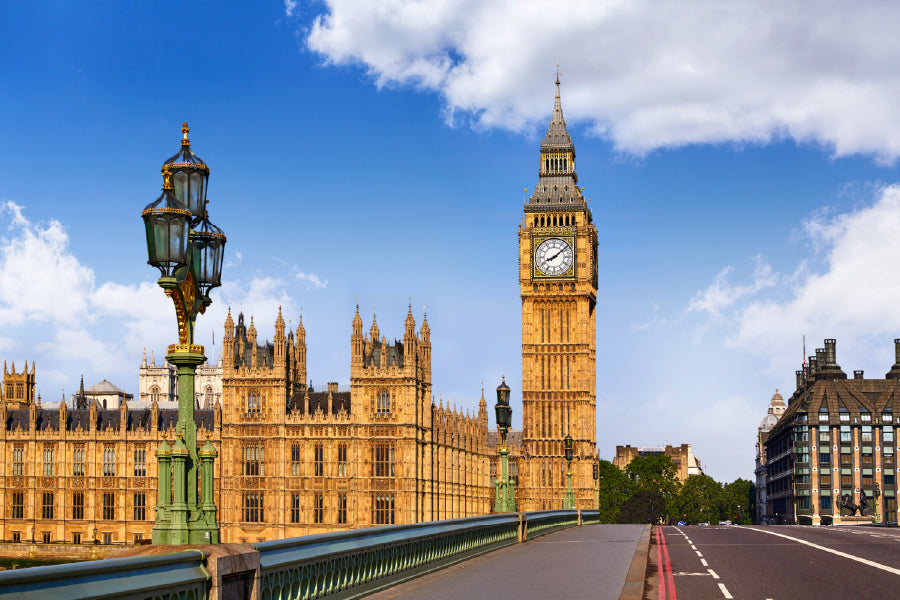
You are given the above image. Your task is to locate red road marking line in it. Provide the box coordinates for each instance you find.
[657,526,665,600]
[658,525,677,600]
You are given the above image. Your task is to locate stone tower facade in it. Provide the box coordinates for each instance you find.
[518,76,598,511]
[2,361,36,410]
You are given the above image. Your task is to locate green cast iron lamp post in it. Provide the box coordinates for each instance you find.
[493,377,516,512]
[143,123,225,545]
[593,461,599,510]
[564,434,575,510]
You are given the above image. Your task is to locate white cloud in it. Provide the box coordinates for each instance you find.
[284,0,298,18]
[296,271,327,289]
[305,0,900,161]
[687,257,777,319]
[691,185,900,374]
[0,203,295,393]
[0,201,94,325]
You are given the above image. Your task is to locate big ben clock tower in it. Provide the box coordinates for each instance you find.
[519,75,598,511]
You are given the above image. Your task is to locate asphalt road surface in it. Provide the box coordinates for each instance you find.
[653,524,900,599]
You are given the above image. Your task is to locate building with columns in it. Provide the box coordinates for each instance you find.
[765,338,900,525]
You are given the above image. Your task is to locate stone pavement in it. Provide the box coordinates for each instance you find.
[367,524,650,600]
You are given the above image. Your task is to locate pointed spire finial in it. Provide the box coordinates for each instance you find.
[181,122,190,146]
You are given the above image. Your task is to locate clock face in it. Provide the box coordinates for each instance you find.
[535,238,574,276]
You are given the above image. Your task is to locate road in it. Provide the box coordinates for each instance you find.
[652,524,900,599]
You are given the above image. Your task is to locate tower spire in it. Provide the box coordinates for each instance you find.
[526,71,583,209]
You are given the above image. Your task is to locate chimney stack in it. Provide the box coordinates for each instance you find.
[854,370,864,379]
[887,339,900,379]
[824,339,837,366]
[816,339,847,380]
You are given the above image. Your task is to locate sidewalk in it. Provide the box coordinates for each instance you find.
[366,524,651,600]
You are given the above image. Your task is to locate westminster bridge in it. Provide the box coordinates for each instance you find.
[0,510,650,600]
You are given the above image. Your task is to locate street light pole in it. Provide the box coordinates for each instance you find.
[593,462,599,510]
[144,123,225,545]
[874,481,882,525]
[493,377,516,513]
[564,434,575,510]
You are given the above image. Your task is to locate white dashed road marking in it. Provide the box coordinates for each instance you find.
[745,527,900,576]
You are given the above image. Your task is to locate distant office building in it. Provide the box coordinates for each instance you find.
[765,338,900,525]
[612,444,704,482]
[755,390,785,524]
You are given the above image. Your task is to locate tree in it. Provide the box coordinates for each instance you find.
[596,459,634,523]
[676,474,723,524]
[617,489,666,524]
[624,454,681,522]
[722,478,755,524]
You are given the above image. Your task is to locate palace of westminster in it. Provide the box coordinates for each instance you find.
[0,79,601,545]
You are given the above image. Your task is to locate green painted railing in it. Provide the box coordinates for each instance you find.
[0,550,209,600]
[0,510,598,600]
[255,513,521,600]
[581,509,601,525]
[255,509,595,600]
[522,510,581,540]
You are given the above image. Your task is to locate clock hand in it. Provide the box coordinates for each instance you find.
[546,250,562,262]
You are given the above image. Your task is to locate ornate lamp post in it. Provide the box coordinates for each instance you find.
[874,481,882,524]
[144,123,225,545]
[564,434,575,510]
[593,461,599,510]
[493,377,516,512]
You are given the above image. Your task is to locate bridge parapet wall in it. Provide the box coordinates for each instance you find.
[0,510,597,600]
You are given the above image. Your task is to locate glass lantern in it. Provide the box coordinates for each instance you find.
[142,170,191,279]
[162,122,209,221]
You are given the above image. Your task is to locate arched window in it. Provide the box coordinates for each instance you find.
[150,385,160,403]
[247,390,261,414]
[205,386,214,408]
[376,389,391,414]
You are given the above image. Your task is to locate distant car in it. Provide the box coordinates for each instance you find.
[718,520,732,525]
[699,522,710,526]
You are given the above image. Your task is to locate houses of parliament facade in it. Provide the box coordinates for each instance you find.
[0,79,599,545]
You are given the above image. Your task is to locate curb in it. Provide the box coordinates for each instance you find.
[619,524,651,600]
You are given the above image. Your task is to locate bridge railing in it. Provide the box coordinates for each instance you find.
[254,512,521,600]
[0,549,209,600]
[0,509,600,600]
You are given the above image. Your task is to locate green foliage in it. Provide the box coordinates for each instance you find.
[596,459,634,523]
[722,478,755,524]
[673,475,756,525]
[624,454,681,522]
[617,489,667,524]
[596,453,757,525]
[676,475,723,524]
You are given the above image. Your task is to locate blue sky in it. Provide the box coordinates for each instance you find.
[4,1,900,482]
